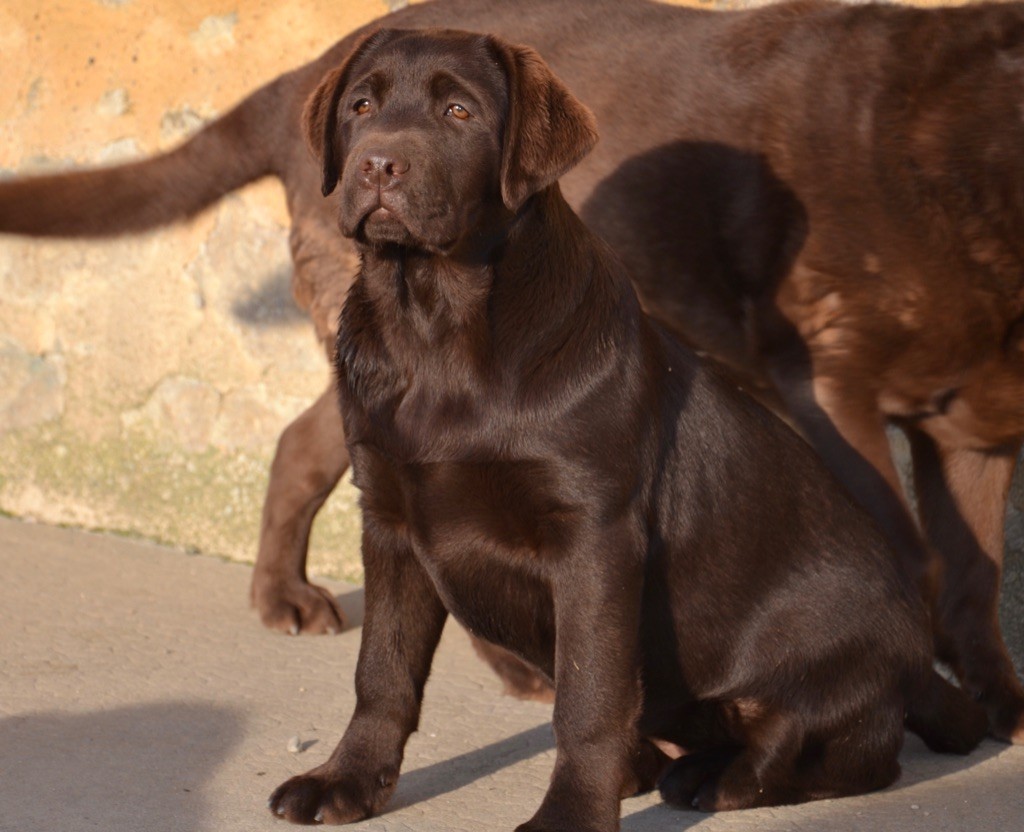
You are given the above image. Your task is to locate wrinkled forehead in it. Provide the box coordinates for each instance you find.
[346,30,508,114]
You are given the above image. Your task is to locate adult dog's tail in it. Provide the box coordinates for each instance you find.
[0,80,288,238]
[906,668,988,754]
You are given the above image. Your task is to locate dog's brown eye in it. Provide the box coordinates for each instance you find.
[353,99,371,115]
[446,103,470,120]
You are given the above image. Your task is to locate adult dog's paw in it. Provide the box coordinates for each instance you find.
[980,682,1024,745]
[268,764,396,825]
[253,576,346,636]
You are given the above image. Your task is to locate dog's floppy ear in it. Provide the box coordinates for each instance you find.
[488,38,599,212]
[303,29,400,197]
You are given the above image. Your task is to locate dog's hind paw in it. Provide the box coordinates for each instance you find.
[658,747,738,810]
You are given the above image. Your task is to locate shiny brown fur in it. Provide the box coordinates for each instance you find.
[265,29,983,827]
[1,0,1023,738]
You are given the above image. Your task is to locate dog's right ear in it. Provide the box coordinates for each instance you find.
[303,29,399,197]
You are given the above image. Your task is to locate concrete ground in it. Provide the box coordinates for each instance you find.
[3,516,1024,832]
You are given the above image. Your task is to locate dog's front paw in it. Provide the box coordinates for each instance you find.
[516,822,603,832]
[514,804,615,832]
[253,575,346,636]
[268,763,397,825]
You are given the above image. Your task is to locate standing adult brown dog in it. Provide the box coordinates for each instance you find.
[2,0,1023,739]
[265,27,983,827]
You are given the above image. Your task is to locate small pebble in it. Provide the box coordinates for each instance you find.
[287,736,303,754]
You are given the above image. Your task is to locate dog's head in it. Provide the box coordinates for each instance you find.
[303,28,598,254]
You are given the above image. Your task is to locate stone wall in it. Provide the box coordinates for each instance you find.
[0,0,398,580]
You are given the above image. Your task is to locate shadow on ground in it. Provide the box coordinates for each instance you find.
[0,701,245,832]
[386,722,554,813]
[334,587,366,630]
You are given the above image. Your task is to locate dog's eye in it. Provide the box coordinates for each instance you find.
[446,103,470,120]
[353,99,371,115]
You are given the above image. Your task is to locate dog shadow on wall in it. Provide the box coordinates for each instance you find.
[231,264,308,329]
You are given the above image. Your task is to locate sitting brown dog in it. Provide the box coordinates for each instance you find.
[3,0,1024,741]
[267,29,984,826]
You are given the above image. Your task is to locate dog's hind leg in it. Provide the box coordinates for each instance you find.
[786,704,905,806]
[251,379,350,634]
[664,702,903,811]
[767,358,939,604]
[658,745,740,809]
[688,709,809,811]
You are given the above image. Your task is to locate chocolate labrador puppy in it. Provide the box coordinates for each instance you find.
[3,0,1024,740]
[267,29,984,827]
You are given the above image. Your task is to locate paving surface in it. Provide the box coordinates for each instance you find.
[2,515,1024,832]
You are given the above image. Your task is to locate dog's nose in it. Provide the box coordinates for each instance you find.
[359,152,411,189]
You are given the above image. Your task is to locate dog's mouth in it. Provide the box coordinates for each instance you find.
[347,194,458,254]
[360,204,413,244]
[349,194,414,247]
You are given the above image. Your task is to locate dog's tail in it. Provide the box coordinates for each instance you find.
[905,668,988,754]
[0,79,289,238]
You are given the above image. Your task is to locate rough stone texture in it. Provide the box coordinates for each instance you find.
[0,0,399,581]
[95,87,130,118]
[0,337,65,432]
[3,516,1024,832]
[190,13,240,57]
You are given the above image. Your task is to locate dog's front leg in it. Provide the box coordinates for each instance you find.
[269,516,447,824]
[518,517,646,832]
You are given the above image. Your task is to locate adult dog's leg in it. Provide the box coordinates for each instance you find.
[269,517,447,823]
[251,379,350,634]
[909,430,1024,742]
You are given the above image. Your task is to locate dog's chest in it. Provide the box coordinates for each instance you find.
[355,445,578,556]
[352,444,575,627]
[354,444,573,647]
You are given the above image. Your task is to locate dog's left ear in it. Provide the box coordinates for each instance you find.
[303,29,401,197]
[488,38,599,212]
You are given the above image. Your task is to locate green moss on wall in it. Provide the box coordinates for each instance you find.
[0,424,365,584]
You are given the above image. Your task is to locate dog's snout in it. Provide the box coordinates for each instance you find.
[359,152,411,189]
